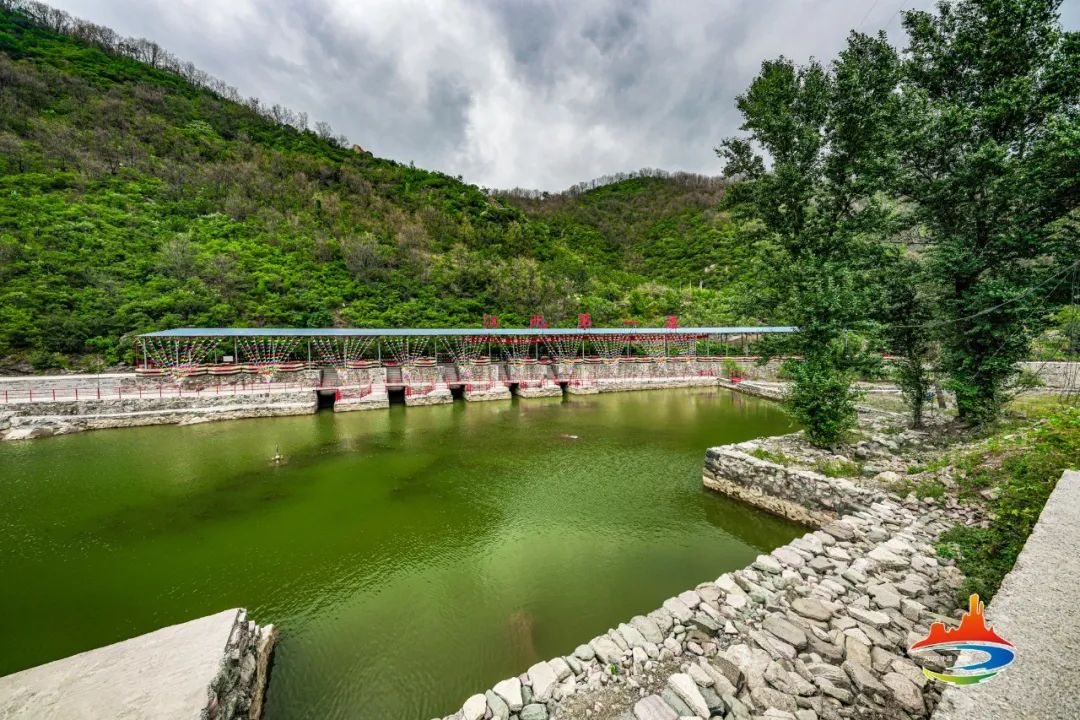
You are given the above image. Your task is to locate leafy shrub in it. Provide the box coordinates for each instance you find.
[784,357,860,448]
[722,358,744,378]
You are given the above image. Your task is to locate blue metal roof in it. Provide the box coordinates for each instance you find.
[138,326,796,338]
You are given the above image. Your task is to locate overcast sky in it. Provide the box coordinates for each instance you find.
[50,0,1080,191]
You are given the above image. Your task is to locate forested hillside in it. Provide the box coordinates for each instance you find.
[0,6,752,370]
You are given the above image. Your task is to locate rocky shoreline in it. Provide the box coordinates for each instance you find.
[440,412,979,720]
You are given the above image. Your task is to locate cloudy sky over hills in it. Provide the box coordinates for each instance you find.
[53,0,1080,191]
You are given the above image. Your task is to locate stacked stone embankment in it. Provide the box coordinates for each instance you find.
[0,608,275,720]
[0,389,318,440]
[441,415,980,720]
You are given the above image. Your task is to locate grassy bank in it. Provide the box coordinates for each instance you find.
[925,403,1080,603]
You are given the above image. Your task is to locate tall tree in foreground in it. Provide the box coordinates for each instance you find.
[895,0,1080,424]
[717,33,901,446]
[880,252,936,428]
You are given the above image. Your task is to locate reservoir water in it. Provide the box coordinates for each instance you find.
[0,387,803,719]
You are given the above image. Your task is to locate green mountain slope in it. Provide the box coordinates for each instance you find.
[0,7,756,370]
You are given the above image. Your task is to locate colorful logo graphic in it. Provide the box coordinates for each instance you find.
[909,594,1015,685]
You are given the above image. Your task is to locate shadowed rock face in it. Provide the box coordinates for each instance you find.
[0,608,276,720]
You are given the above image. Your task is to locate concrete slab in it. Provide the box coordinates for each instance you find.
[932,470,1080,720]
[0,609,249,719]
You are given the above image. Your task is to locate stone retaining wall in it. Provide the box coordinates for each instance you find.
[703,444,887,527]
[0,608,275,720]
[1,390,317,440]
[1017,361,1079,391]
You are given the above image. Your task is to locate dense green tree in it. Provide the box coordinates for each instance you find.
[894,0,1080,423]
[717,33,901,446]
[880,253,936,428]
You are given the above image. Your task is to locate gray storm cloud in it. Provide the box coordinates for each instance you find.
[48,0,1078,191]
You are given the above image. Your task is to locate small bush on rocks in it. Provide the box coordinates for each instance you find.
[749,447,792,465]
[784,357,861,448]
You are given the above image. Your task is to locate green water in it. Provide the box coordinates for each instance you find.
[0,388,802,719]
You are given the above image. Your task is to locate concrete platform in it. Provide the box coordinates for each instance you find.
[404,389,453,406]
[0,608,275,720]
[334,392,390,412]
[463,386,511,402]
[515,385,562,398]
[932,470,1080,720]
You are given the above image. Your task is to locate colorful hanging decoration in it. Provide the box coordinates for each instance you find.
[500,336,534,363]
[312,336,373,367]
[545,334,582,362]
[634,335,668,358]
[384,336,431,365]
[592,334,628,363]
[237,336,301,378]
[667,334,699,358]
[443,335,487,364]
[143,337,217,380]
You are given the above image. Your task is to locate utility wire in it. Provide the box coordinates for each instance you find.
[856,0,885,32]
[890,258,1080,331]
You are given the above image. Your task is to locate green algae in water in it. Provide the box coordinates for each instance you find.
[0,388,803,719]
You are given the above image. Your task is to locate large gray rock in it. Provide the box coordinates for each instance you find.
[633,694,678,720]
[754,554,783,574]
[590,636,622,665]
[485,690,510,720]
[762,614,807,650]
[573,644,595,661]
[460,693,486,720]
[882,672,924,713]
[667,672,710,718]
[706,654,743,690]
[660,688,693,716]
[617,623,648,649]
[848,606,892,628]
[662,597,693,622]
[842,659,888,695]
[772,546,806,569]
[677,590,702,608]
[492,677,523,712]
[867,546,908,569]
[630,615,664,644]
[548,657,572,681]
[519,703,548,720]
[749,685,797,714]
[791,597,834,622]
[527,661,557,701]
